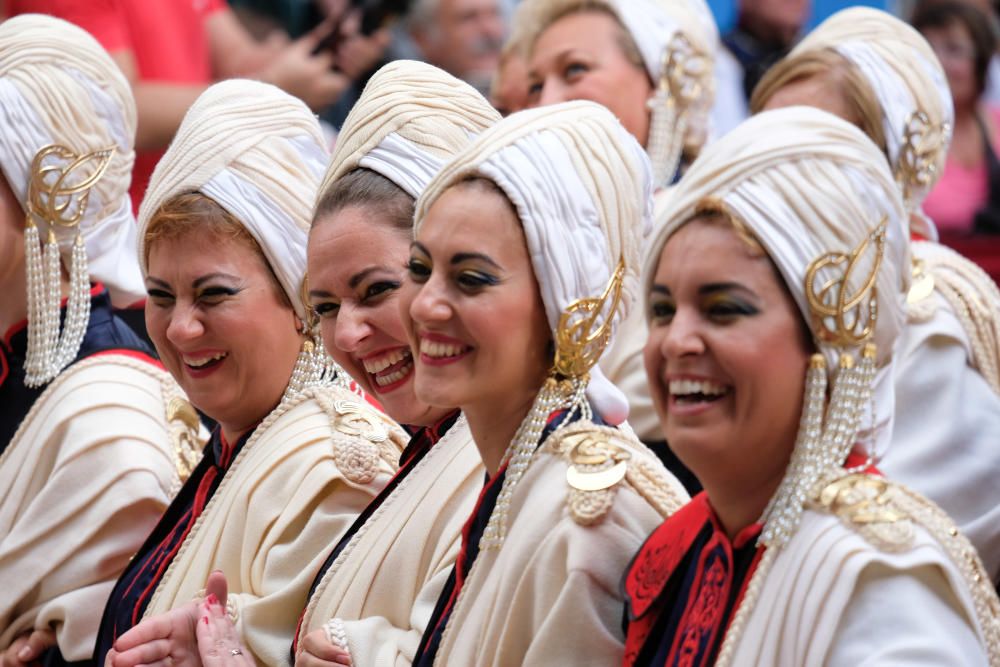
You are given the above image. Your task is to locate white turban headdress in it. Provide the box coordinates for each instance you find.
[139,79,329,324]
[521,0,718,188]
[648,106,909,551]
[791,6,953,241]
[322,60,501,202]
[0,14,142,385]
[416,100,652,426]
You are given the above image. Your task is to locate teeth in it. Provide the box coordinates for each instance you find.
[375,360,413,387]
[184,352,227,368]
[668,379,727,396]
[420,339,467,359]
[363,348,411,374]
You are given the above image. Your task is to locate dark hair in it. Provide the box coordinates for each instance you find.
[913,0,997,97]
[313,167,414,234]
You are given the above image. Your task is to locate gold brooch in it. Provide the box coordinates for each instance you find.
[896,111,949,205]
[553,258,625,379]
[565,431,630,492]
[27,144,116,229]
[804,218,887,347]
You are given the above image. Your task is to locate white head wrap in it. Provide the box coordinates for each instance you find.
[0,14,142,306]
[647,105,910,459]
[521,0,718,184]
[321,60,501,202]
[415,101,653,424]
[138,80,329,321]
[791,7,953,240]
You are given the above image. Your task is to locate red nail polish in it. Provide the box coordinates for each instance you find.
[203,615,210,625]
[206,593,218,605]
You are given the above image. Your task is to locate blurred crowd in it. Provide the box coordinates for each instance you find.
[1,0,1000,265]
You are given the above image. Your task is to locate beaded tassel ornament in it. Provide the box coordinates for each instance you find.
[714,218,888,667]
[280,275,350,406]
[480,259,626,550]
[23,144,116,387]
[646,33,708,189]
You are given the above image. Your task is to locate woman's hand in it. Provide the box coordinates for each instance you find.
[296,627,351,667]
[1,629,55,667]
[195,597,253,667]
[109,571,230,667]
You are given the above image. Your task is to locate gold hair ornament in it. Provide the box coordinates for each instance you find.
[23,144,116,387]
[553,257,626,379]
[646,32,710,188]
[804,218,887,347]
[896,110,950,208]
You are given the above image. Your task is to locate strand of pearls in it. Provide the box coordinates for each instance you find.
[480,376,577,551]
[24,227,91,387]
[645,90,680,189]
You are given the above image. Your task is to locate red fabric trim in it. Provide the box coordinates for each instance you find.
[89,348,164,370]
[844,449,881,476]
[665,533,732,667]
[0,345,8,388]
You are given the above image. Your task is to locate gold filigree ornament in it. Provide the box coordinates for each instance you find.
[895,110,950,207]
[812,473,915,551]
[166,397,204,483]
[23,144,117,387]
[646,33,709,188]
[553,257,626,380]
[559,429,631,526]
[804,218,887,347]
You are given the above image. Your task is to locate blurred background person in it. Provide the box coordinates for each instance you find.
[915,1,1000,235]
[712,0,810,136]
[7,0,387,209]
[406,0,507,95]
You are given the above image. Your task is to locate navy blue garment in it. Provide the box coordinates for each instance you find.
[0,284,152,458]
[290,410,462,659]
[94,427,252,665]
[413,407,601,666]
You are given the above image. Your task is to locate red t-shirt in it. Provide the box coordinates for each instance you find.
[9,0,225,209]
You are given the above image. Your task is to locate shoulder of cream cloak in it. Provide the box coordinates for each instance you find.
[274,384,408,483]
[1,353,204,492]
[797,471,1000,652]
[542,420,689,527]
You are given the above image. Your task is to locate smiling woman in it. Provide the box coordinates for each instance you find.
[94,79,407,667]
[400,101,688,667]
[622,106,1000,666]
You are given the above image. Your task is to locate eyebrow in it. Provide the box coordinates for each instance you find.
[650,282,755,297]
[451,252,502,270]
[348,266,393,289]
[193,273,241,289]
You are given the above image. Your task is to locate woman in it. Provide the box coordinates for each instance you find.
[622,106,999,665]
[400,101,688,666]
[0,15,197,665]
[915,1,1000,235]
[293,60,499,666]
[753,6,1000,583]
[96,79,407,667]
[514,0,718,485]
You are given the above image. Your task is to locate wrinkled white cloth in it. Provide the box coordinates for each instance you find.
[138,79,329,321]
[0,14,142,305]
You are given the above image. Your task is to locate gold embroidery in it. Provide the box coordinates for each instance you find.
[166,397,202,483]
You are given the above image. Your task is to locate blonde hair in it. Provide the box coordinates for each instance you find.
[751,49,889,160]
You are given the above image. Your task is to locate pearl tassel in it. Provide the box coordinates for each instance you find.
[24,226,91,387]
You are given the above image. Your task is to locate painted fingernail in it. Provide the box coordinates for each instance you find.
[206,593,219,605]
[203,615,210,625]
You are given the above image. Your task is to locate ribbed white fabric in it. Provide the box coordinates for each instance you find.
[791,7,953,239]
[138,80,329,321]
[416,101,652,424]
[647,106,909,458]
[0,14,142,306]
[322,60,501,201]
